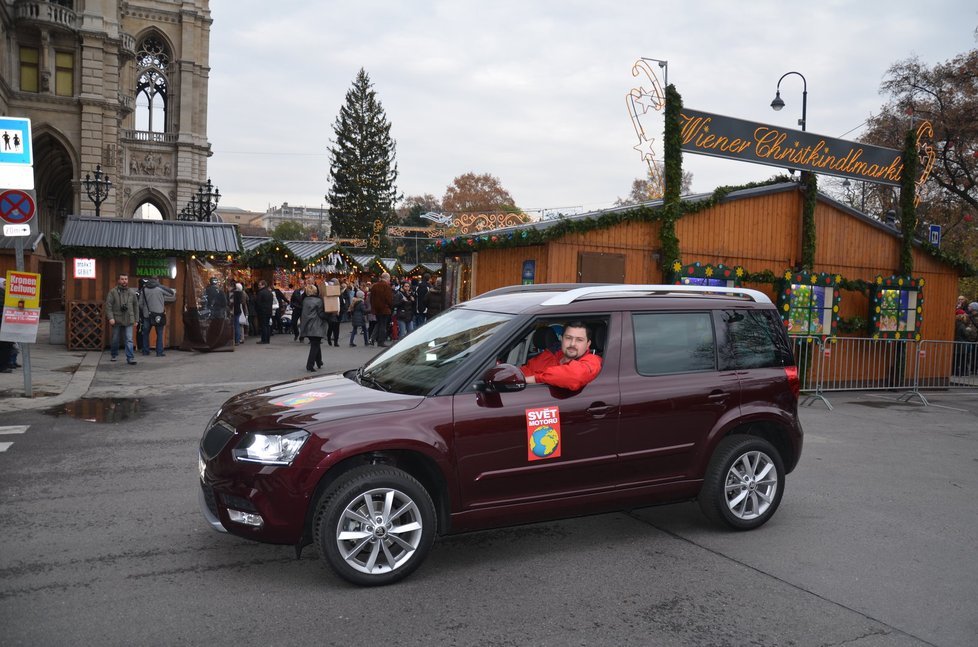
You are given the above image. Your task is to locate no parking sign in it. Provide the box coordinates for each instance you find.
[0,189,36,223]
[0,189,36,237]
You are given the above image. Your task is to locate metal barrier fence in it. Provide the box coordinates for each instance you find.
[788,337,978,408]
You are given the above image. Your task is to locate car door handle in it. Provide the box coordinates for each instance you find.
[587,403,614,416]
[708,391,730,401]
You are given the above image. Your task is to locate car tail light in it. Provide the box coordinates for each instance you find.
[784,366,801,399]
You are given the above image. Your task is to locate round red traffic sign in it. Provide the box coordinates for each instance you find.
[0,189,36,224]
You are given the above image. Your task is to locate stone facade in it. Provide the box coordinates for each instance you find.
[0,0,213,248]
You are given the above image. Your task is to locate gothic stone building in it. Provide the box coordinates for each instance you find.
[0,0,213,243]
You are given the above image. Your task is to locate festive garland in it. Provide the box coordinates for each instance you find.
[801,171,818,270]
[777,270,842,339]
[672,261,745,285]
[899,129,919,277]
[869,274,924,340]
[660,84,683,277]
[837,316,868,334]
[432,177,794,254]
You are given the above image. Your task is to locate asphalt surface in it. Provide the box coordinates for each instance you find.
[0,320,372,410]
[1,322,977,646]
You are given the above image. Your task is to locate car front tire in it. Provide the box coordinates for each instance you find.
[698,435,785,530]
[314,465,436,586]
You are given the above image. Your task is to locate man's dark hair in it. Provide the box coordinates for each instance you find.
[563,320,592,342]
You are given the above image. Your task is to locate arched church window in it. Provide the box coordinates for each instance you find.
[135,36,170,133]
[134,202,164,220]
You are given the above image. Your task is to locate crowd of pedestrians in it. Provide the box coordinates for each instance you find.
[953,295,978,376]
[227,272,443,371]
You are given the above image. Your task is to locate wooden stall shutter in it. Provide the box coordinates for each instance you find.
[578,252,625,283]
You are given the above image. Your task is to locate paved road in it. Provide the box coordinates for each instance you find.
[0,329,976,646]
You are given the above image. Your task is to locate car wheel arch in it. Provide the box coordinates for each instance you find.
[301,449,451,546]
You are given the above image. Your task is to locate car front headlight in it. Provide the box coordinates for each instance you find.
[232,430,309,465]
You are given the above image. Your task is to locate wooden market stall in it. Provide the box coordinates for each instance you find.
[58,216,241,351]
[438,181,973,386]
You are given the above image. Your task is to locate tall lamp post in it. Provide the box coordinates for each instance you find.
[770,71,807,132]
[83,164,112,217]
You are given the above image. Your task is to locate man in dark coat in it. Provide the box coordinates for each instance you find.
[255,280,275,344]
[204,277,227,319]
[289,283,305,340]
[414,273,431,329]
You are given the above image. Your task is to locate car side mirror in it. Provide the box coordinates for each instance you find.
[478,363,526,393]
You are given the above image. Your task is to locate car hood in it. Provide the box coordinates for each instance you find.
[218,373,423,429]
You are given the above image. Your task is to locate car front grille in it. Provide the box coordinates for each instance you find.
[200,421,235,460]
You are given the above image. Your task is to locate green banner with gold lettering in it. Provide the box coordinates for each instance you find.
[680,108,903,186]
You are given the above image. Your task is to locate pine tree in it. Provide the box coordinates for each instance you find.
[326,69,399,251]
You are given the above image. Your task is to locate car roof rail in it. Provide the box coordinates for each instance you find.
[540,284,772,306]
[472,283,609,300]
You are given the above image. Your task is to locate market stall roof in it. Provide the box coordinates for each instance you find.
[60,216,241,253]
[241,235,273,253]
[379,257,405,275]
[403,262,442,276]
[279,239,340,263]
[0,232,48,255]
[352,254,383,273]
[448,182,914,243]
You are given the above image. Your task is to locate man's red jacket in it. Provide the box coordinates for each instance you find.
[520,350,602,390]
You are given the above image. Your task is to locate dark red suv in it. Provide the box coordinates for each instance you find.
[199,284,803,586]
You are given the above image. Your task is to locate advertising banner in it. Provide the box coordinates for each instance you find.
[1,270,41,343]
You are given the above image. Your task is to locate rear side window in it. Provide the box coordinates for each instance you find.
[633,312,716,375]
[717,309,792,370]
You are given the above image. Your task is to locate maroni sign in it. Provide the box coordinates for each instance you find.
[680,108,906,186]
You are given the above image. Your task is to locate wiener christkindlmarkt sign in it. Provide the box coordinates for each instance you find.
[679,108,907,186]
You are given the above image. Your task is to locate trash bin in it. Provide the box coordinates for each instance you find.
[49,311,66,345]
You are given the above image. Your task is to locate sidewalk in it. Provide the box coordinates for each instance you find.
[0,321,99,412]
[0,320,380,413]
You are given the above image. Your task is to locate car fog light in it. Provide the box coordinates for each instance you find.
[228,509,264,528]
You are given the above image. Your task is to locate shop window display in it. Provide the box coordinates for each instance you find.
[778,271,841,338]
[869,275,924,340]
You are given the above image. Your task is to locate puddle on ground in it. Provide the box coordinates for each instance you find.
[852,400,920,409]
[45,397,144,423]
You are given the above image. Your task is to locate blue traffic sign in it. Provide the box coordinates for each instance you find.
[929,224,941,247]
[0,117,33,167]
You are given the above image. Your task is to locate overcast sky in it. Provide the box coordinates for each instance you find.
[206,0,977,217]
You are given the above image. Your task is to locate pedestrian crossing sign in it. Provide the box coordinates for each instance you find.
[0,118,33,167]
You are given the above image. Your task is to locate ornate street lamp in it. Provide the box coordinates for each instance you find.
[83,164,112,217]
[770,71,807,132]
[195,178,221,222]
[177,179,221,221]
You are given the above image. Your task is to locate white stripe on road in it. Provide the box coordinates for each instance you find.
[0,442,13,452]
[0,426,29,435]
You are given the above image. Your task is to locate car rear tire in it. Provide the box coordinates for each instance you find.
[313,465,436,586]
[698,435,785,530]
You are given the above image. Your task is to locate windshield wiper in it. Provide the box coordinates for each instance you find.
[356,367,390,392]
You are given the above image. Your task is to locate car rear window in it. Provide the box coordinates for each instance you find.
[717,309,791,370]
[632,312,716,375]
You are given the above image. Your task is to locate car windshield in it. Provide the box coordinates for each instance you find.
[357,309,513,395]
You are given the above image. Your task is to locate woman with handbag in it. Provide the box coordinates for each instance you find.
[300,284,328,372]
[232,283,248,345]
